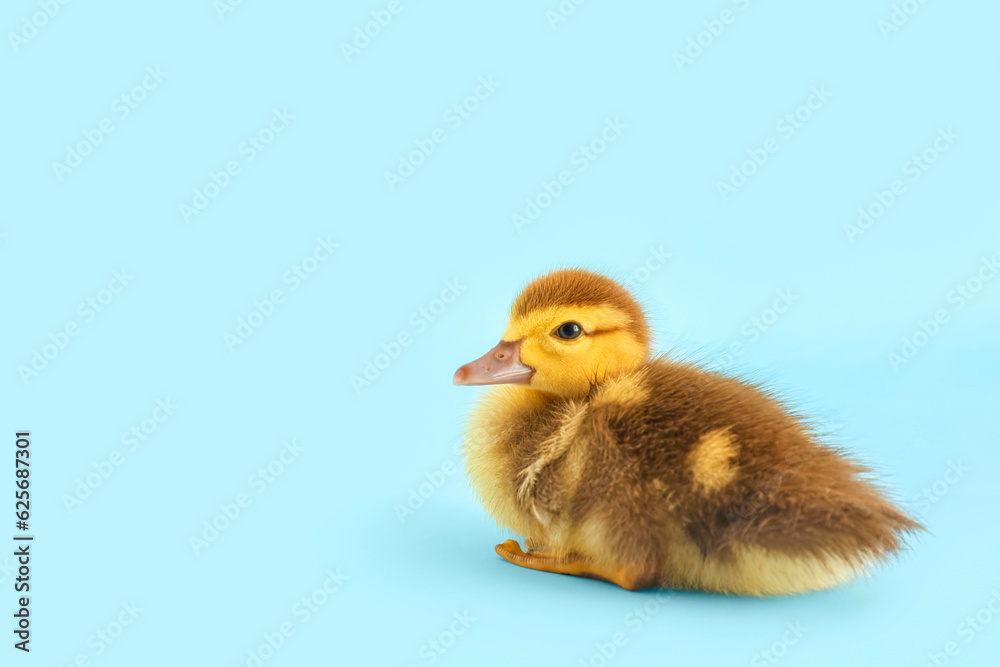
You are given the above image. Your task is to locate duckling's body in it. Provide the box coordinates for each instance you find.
[455,269,920,595]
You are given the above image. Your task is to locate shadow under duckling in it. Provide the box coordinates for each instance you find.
[453,269,922,595]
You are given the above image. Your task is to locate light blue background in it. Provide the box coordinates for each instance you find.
[3,1,999,665]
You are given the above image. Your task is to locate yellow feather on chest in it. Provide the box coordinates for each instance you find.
[462,386,557,538]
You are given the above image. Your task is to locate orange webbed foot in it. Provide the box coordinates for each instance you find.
[494,540,651,591]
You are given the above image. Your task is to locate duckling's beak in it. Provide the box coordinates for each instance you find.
[453,340,535,386]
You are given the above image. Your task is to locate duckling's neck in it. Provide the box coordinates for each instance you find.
[516,380,606,404]
[514,386,563,405]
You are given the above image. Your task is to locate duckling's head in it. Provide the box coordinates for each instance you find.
[453,269,651,399]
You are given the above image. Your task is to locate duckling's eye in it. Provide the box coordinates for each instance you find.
[554,322,583,340]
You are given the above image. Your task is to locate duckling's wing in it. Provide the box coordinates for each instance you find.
[710,445,922,564]
[638,361,923,567]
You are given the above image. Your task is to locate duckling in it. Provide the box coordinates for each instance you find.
[453,269,922,595]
